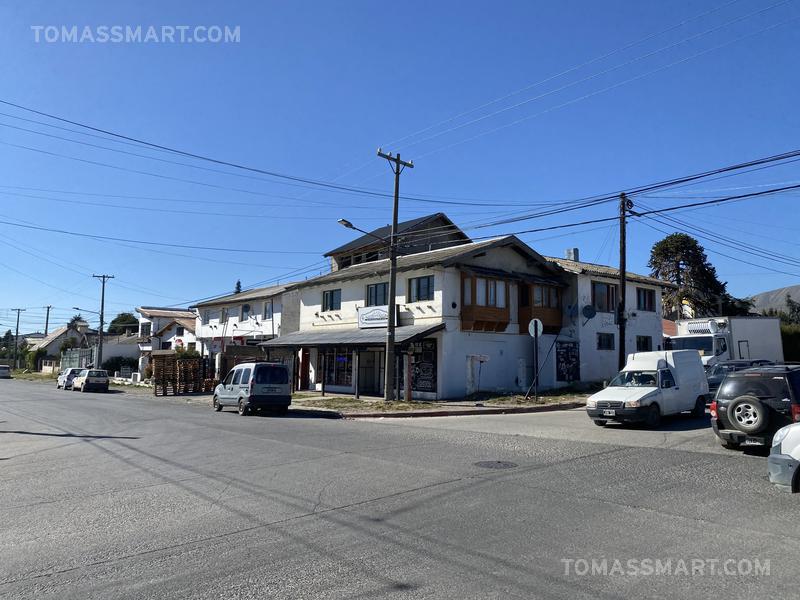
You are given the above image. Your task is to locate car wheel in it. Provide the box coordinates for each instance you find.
[645,404,661,428]
[213,396,222,412]
[728,395,768,434]
[238,400,248,416]
[592,419,607,427]
[691,396,706,418]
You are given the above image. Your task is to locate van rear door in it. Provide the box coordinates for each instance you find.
[253,364,290,396]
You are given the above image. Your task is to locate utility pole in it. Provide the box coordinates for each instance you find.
[93,274,114,367]
[377,148,413,402]
[12,308,25,370]
[618,193,632,371]
[44,305,52,335]
[675,261,682,320]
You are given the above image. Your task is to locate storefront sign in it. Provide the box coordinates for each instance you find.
[357,305,396,329]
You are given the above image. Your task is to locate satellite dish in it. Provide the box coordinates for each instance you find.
[708,319,719,333]
[582,305,597,320]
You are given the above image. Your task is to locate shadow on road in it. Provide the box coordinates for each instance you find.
[217,408,341,420]
[0,430,139,439]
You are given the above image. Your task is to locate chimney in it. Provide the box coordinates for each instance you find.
[565,247,580,261]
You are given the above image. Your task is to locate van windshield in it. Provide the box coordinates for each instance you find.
[669,336,713,355]
[609,370,658,387]
[254,365,289,385]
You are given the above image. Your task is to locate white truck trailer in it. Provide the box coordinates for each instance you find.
[667,316,784,367]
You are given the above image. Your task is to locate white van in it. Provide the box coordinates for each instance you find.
[586,350,709,427]
[213,362,291,416]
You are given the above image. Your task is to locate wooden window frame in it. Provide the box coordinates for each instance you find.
[636,287,656,312]
[408,275,434,303]
[597,332,615,351]
[592,281,618,314]
[366,282,389,307]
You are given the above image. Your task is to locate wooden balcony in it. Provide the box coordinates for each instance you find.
[518,306,562,335]
[460,305,510,332]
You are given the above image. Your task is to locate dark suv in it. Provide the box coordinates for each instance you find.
[711,365,800,449]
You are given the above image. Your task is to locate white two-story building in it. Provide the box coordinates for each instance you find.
[193,283,299,376]
[261,226,673,399]
[135,307,199,373]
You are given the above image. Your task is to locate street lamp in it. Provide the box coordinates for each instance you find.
[73,306,100,315]
[338,217,398,402]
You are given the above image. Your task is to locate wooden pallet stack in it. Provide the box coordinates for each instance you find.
[176,358,202,394]
[152,350,177,396]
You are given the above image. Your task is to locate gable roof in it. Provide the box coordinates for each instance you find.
[136,306,196,319]
[192,283,290,309]
[295,236,560,289]
[324,212,471,257]
[28,324,97,352]
[154,318,197,337]
[543,256,677,288]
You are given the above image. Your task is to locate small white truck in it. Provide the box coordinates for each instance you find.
[586,350,709,427]
[667,316,784,368]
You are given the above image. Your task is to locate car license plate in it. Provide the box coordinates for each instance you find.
[262,386,279,393]
[742,439,762,446]
[602,409,616,416]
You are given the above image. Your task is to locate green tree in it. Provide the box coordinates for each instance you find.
[108,312,138,335]
[648,233,750,317]
[68,314,85,328]
[234,279,242,294]
[786,294,800,324]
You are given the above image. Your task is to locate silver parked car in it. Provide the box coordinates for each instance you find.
[57,367,84,390]
[213,362,291,415]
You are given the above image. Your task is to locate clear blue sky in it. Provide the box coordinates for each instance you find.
[0,0,798,333]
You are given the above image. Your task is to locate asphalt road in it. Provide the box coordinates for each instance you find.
[1,379,797,599]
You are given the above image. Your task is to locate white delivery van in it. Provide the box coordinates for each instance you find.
[586,350,709,427]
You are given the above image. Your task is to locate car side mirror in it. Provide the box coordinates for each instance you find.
[661,380,673,389]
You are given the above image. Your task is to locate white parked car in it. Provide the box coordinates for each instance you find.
[768,423,800,492]
[586,350,709,428]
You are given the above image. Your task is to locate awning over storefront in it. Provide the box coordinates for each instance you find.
[258,323,445,348]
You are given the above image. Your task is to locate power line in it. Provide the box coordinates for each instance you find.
[413,11,800,160]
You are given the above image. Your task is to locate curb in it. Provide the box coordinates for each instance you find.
[331,401,586,419]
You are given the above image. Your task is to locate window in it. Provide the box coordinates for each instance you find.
[232,370,242,385]
[409,275,434,302]
[487,280,497,306]
[339,256,352,269]
[476,278,486,306]
[187,342,196,352]
[636,288,656,312]
[161,341,172,350]
[519,284,530,307]
[263,300,273,320]
[240,368,251,385]
[463,277,473,305]
[322,289,342,311]
[533,285,543,307]
[496,281,506,308]
[241,304,251,320]
[202,310,210,324]
[659,369,676,389]
[549,287,560,308]
[366,282,389,306]
[597,333,615,351]
[254,364,289,384]
[140,322,151,337]
[532,285,559,308]
[222,370,235,385]
[318,349,353,386]
[636,335,653,352]
[176,326,185,336]
[592,282,618,313]
[220,308,228,324]
[715,337,728,356]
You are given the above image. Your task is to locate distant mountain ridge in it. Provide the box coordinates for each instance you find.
[751,285,800,313]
